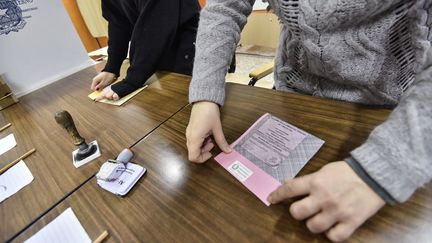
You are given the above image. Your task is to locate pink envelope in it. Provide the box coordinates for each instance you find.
[214,113,324,206]
[215,150,281,206]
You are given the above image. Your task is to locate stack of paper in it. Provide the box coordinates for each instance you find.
[215,113,325,205]
[0,160,33,203]
[24,208,91,243]
[97,162,146,196]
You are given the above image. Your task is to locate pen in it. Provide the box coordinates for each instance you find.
[93,230,109,243]
[0,148,36,174]
[0,123,11,133]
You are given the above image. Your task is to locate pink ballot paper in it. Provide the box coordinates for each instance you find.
[215,113,325,206]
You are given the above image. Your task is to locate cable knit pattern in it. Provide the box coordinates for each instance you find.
[270,0,424,104]
[189,0,432,202]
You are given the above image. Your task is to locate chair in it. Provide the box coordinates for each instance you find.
[248,61,274,86]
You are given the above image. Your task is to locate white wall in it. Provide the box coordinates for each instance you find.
[0,0,94,97]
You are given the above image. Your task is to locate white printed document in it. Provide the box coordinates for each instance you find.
[0,160,33,203]
[24,208,91,243]
[0,134,16,155]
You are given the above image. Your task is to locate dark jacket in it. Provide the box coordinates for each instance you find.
[102,0,200,97]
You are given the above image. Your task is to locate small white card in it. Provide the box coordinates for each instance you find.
[0,134,17,155]
[0,160,34,203]
[72,140,101,168]
[97,162,146,196]
[24,208,91,243]
[228,160,253,182]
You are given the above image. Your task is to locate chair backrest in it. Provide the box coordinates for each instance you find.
[76,0,108,38]
[240,12,280,49]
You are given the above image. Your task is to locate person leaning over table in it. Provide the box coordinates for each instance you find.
[185,0,432,242]
[90,0,200,101]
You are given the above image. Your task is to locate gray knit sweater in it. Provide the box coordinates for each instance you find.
[189,0,432,203]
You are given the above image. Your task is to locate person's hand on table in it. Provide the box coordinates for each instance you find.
[91,71,116,91]
[268,161,385,242]
[94,86,120,101]
[186,101,232,163]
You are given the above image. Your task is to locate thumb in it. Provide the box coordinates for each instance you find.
[91,77,101,90]
[95,83,104,91]
[112,92,120,101]
[213,122,231,153]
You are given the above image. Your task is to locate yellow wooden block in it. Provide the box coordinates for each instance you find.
[88,85,148,106]
[249,61,274,80]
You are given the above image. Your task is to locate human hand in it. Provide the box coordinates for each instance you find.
[268,161,385,242]
[91,71,116,91]
[94,86,120,101]
[186,101,232,163]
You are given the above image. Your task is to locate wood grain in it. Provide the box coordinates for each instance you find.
[14,83,431,242]
[0,66,190,241]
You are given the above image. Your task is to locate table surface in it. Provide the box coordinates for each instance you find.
[12,83,431,242]
[0,65,191,242]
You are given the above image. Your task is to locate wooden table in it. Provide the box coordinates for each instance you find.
[13,83,432,242]
[0,65,191,242]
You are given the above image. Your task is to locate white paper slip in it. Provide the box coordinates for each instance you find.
[0,134,17,155]
[97,162,146,196]
[228,160,253,182]
[24,208,91,243]
[0,160,33,203]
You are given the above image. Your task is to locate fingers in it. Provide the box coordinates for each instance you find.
[92,72,116,91]
[268,174,313,204]
[326,222,357,242]
[201,139,214,153]
[187,136,207,163]
[94,90,119,101]
[95,83,104,91]
[289,196,321,220]
[188,143,212,163]
[186,101,228,163]
[187,136,216,163]
[95,80,110,91]
[305,210,339,234]
[91,77,101,91]
[112,92,119,101]
[212,121,231,153]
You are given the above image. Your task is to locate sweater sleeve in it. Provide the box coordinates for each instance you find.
[101,1,133,77]
[350,53,432,202]
[111,0,180,98]
[189,0,254,105]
